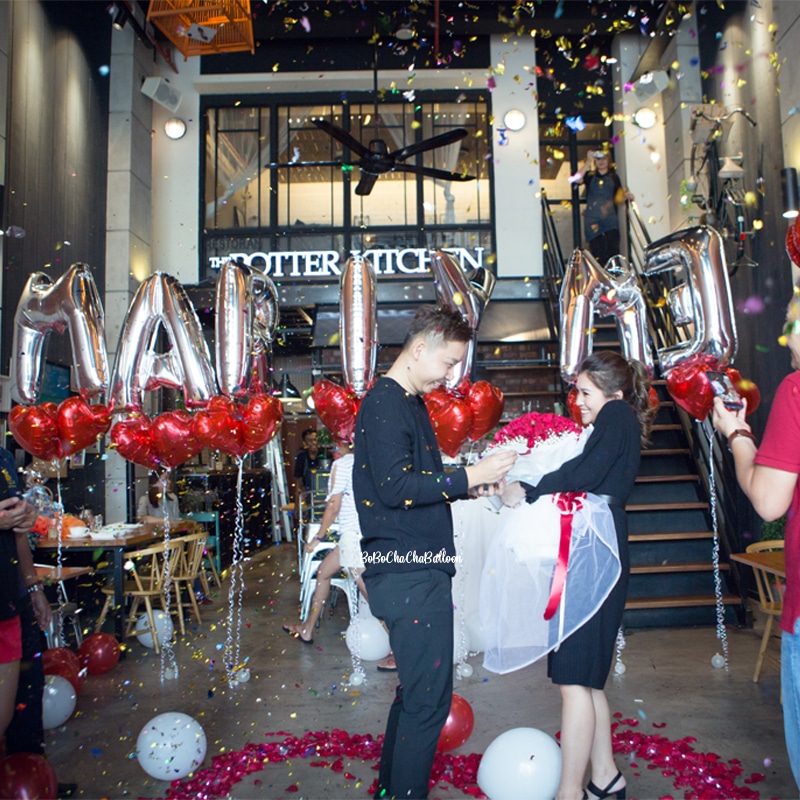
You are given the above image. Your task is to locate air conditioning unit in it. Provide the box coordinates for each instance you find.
[140,77,182,113]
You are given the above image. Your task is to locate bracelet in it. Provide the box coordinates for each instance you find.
[727,429,757,452]
[26,582,43,594]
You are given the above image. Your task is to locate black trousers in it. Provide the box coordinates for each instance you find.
[588,228,621,266]
[364,569,453,799]
[7,592,45,755]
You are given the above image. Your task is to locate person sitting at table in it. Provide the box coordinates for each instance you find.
[137,469,181,523]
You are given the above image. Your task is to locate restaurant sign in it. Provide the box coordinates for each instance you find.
[207,247,485,278]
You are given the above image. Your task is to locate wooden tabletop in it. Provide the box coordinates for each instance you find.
[730,550,786,579]
[35,519,200,550]
[35,565,94,582]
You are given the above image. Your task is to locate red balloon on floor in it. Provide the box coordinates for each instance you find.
[79,633,120,675]
[0,752,58,800]
[42,647,81,676]
[437,693,475,752]
[44,660,84,695]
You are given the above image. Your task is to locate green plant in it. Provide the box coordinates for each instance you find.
[760,515,786,541]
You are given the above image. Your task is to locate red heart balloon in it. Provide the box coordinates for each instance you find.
[56,397,111,457]
[665,358,717,420]
[566,387,585,426]
[194,396,245,456]
[466,380,504,441]
[312,380,359,443]
[9,404,61,460]
[110,415,159,469]
[424,390,470,458]
[726,368,760,417]
[241,393,283,452]
[151,410,203,468]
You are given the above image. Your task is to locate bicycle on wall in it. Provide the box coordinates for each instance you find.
[686,104,759,274]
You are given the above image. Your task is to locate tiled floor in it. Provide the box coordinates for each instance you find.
[44,542,797,800]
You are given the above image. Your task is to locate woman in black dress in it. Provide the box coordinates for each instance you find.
[501,351,656,800]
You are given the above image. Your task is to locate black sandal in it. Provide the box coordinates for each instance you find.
[584,771,626,800]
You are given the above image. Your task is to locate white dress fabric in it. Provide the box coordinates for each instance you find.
[327,454,364,570]
[480,492,620,675]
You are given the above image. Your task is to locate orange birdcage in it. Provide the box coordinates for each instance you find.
[146,0,254,59]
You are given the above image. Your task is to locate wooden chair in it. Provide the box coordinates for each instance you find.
[745,539,785,683]
[170,531,208,634]
[184,511,222,592]
[94,540,183,654]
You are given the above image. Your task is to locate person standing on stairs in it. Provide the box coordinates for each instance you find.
[711,290,800,792]
[500,350,656,800]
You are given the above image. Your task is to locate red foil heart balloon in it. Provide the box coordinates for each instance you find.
[9,404,61,460]
[665,358,717,420]
[241,393,283,452]
[466,380,505,441]
[312,380,359,443]
[57,397,111,457]
[424,389,470,458]
[566,387,585,426]
[110,415,158,469]
[726,368,760,417]
[194,396,245,456]
[151,410,203,468]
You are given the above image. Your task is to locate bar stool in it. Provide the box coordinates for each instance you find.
[185,511,222,590]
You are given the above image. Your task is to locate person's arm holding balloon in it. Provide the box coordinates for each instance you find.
[711,396,797,521]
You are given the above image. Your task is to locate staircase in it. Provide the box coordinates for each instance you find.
[623,387,741,627]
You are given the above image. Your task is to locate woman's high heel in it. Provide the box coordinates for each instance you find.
[584,770,626,800]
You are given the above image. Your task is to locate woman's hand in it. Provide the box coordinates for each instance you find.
[0,497,38,532]
[31,588,52,631]
[711,396,749,438]
[500,481,526,508]
[304,537,322,555]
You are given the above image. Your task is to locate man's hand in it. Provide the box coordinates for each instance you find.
[0,497,38,532]
[465,450,517,490]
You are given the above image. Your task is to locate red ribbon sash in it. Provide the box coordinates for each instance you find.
[543,492,586,621]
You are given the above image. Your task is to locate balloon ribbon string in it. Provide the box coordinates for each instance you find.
[544,492,584,621]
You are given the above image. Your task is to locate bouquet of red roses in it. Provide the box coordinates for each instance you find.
[482,411,591,487]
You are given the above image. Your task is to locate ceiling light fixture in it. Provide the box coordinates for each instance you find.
[110,3,127,30]
[782,167,799,220]
[632,107,657,129]
[503,109,526,132]
[164,117,187,140]
[395,23,415,41]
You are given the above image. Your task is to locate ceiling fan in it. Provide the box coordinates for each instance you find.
[265,44,477,196]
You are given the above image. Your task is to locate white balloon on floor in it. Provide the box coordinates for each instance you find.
[136,712,207,781]
[42,675,77,729]
[477,727,562,800]
[135,611,174,649]
[345,615,390,661]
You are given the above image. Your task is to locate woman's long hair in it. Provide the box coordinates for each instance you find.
[579,350,657,445]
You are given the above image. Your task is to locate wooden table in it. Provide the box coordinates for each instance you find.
[730,550,786,580]
[35,565,94,584]
[35,521,198,641]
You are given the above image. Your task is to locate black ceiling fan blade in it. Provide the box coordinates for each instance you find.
[391,128,468,161]
[312,119,371,158]
[395,163,477,182]
[264,160,347,169]
[354,171,380,196]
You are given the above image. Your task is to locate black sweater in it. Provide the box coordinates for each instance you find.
[353,377,469,576]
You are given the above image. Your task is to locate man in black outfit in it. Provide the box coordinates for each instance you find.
[354,306,516,799]
[293,427,320,498]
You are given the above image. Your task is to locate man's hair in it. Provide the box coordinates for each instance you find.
[301,428,317,441]
[402,305,472,350]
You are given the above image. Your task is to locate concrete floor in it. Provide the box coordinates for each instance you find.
[45,542,797,800]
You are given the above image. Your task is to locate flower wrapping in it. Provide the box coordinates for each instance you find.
[482,412,593,487]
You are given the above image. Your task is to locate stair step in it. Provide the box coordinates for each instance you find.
[630,561,729,574]
[629,531,714,543]
[625,594,740,610]
[627,501,708,512]
[635,474,698,484]
[651,423,682,431]
[642,448,690,456]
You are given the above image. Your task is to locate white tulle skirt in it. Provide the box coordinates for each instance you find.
[480,493,620,675]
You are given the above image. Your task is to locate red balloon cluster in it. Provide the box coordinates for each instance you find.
[436,693,475,752]
[42,647,85,694]
[312,379,362,443]
[786,218,800,267]
[9,396,111,461]
[665,358,760,421]
[110,393,283,469]
[78,633,120,675]
[424,380,505,458]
